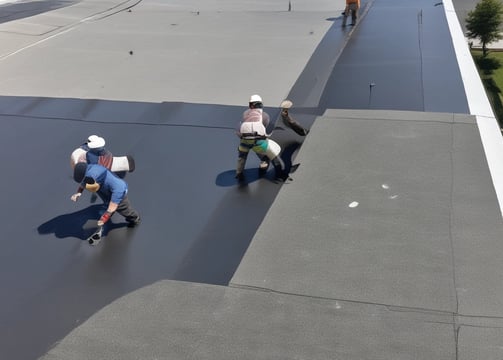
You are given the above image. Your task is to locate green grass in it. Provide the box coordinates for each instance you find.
[472,49,503,129]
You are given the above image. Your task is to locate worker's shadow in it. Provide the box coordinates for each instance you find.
[216,168,262,187]
[38,205,127,240]
[216,146,301,188]
[215,161,300,187]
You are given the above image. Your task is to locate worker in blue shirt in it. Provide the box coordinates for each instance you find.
[71,163,141,228]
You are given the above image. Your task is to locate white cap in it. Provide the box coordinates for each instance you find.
[249,94,262,103]
[87,135,106,149]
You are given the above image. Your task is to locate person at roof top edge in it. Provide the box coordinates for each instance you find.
[342,0,360,26]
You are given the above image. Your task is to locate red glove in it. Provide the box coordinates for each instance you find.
[97,211,113,226]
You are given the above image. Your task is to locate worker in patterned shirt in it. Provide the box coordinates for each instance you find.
[70,135,135,175]
[235,94,289,182]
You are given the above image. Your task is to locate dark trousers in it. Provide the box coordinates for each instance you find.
[97,192,140,222]
[342,3,358,26]
[281,111,309,136]
[116,195,140,222]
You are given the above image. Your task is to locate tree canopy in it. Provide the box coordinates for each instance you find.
[466,0,503,56]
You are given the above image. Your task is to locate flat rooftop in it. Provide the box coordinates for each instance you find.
[0,0,502,359]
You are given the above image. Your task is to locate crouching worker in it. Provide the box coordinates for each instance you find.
[235,95,289,182]
[280,99,309,136]
[71,162,141,228]
[70,135,135,174]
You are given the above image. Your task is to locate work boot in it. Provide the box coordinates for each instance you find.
[127,216,141,228]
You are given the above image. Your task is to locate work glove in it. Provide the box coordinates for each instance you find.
[71,193,82,202]
[97,211,113,226]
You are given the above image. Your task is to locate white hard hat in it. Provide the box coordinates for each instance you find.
[87,135,106,149]
[249,94,262,103]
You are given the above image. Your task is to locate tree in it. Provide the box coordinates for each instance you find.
[466,0,503,57]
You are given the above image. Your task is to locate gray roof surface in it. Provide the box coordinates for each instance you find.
[1,0,502,359]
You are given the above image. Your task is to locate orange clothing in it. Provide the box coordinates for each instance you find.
[346,0,360,5]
